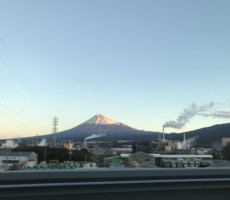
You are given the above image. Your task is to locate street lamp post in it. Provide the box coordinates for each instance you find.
[44,146,47,162]
[69,150,72,162]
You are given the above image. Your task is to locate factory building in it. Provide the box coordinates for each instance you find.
[128,152,156,168]
[111,148,132,154]
[211,137,230,151]
[150,154,213,168]
[0,151,38,169]
[121,153,213,168]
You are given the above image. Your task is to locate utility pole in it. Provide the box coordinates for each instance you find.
[44,146,47,162]
[52,116,58,148]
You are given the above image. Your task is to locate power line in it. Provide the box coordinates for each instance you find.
[0,101,48,133]
[0,93,39,120]
[0,40,52,136]
[0,40,49,117]
[0,77,50,133]
[0,41,39,102]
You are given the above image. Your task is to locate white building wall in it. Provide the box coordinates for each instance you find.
[0,155,28,164]
[0,152,38,167]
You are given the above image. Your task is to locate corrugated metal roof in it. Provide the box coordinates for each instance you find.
[150,154,213,158]
[0,151,35,157]
[121,153,213,158]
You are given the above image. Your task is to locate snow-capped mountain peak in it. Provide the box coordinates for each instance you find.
[84,114,121,125]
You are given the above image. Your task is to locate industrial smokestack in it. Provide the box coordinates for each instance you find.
[162,127,165,141]
[183,133,187,149]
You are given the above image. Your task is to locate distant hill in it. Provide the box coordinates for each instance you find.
[185,123,230,147]
[165,123,230,147]
[3,115,230,148]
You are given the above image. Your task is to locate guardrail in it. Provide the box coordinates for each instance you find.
[1,168,230,200]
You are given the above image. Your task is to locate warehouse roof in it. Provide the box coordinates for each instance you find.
[121,153,213,159]
[0,151,35,157]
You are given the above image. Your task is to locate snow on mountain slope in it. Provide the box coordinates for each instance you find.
[83,114,122,125]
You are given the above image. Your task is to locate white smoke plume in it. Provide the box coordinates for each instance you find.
[84,134,105,141]
[199,111,230,119]
[179,137,197,150]
[38,139,47,147]
[1,140,18,148]
[163,102,214,129]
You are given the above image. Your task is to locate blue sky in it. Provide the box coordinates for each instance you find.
[0,0,230,139]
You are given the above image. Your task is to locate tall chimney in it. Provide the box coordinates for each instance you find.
[158,133,161,141]
[162,127,165,140]
[183,132,188,149]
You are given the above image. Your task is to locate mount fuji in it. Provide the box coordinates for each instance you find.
[43,114,159,141]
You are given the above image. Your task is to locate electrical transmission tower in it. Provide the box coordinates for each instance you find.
[52,116,58,148]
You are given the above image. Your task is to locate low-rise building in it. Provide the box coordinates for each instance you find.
[121,153,213,168]
[0,151,38,169]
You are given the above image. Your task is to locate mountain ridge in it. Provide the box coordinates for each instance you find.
[2,115,230,147]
